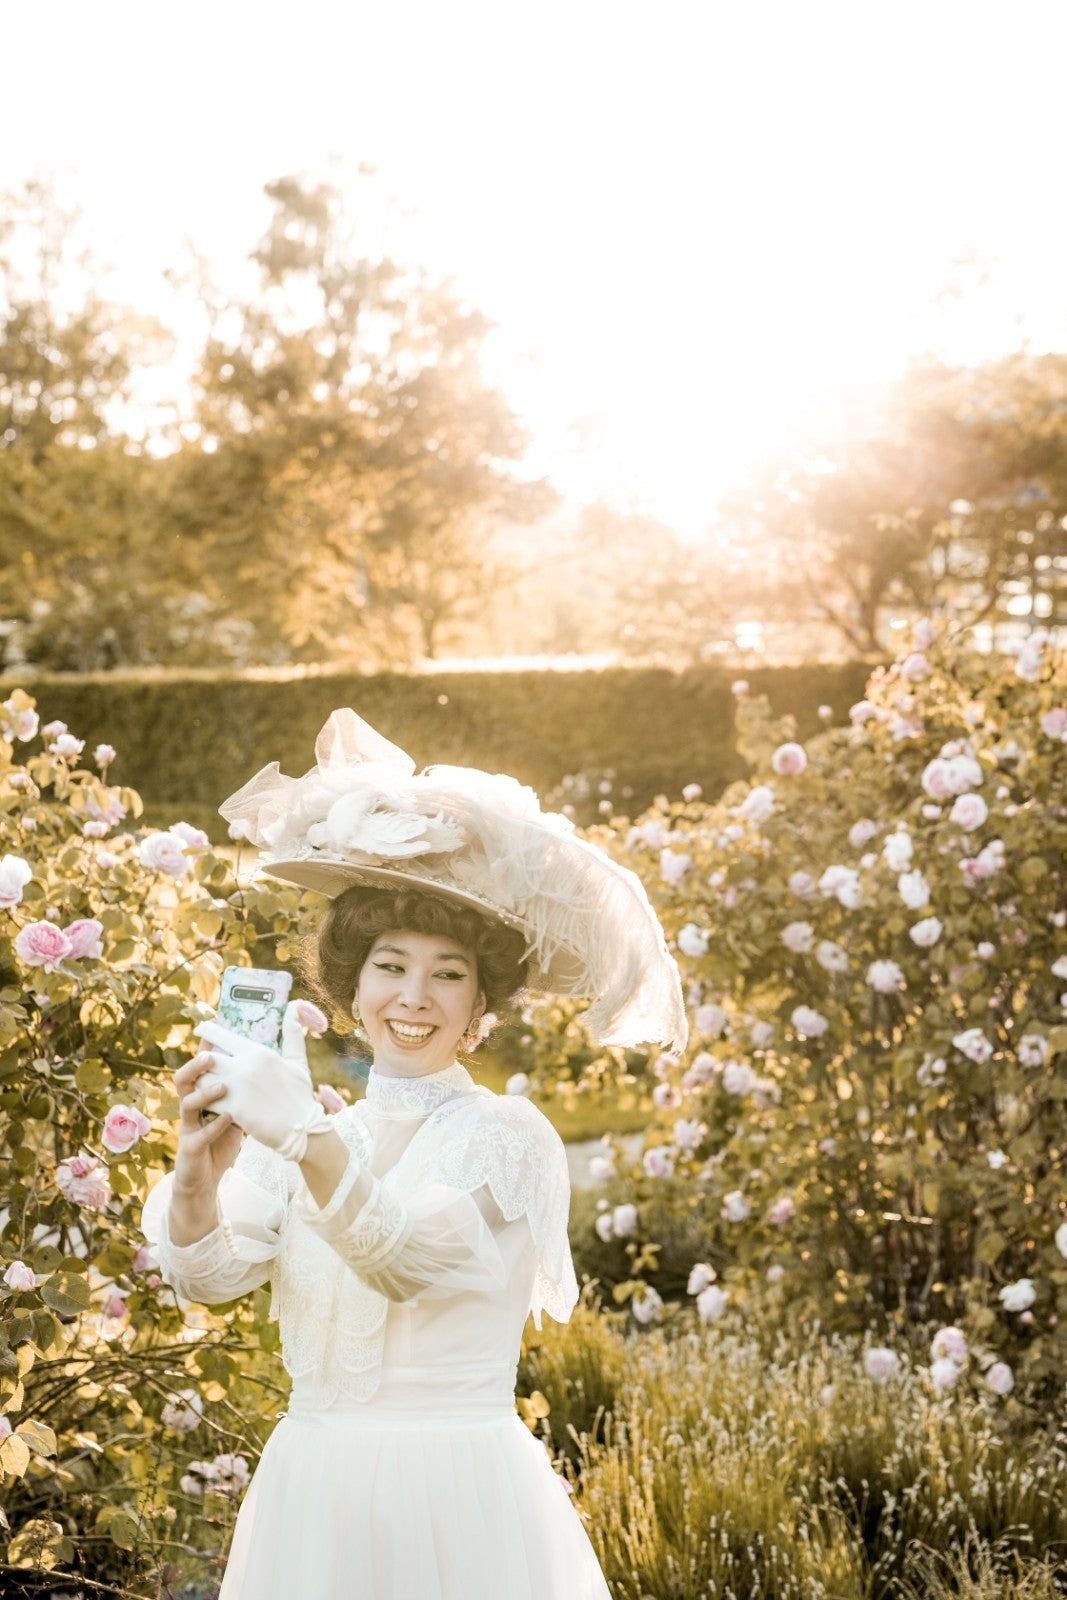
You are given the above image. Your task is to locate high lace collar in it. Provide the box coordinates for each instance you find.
[364,1060,475,1117]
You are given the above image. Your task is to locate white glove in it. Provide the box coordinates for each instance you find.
[195,1003,329,1163]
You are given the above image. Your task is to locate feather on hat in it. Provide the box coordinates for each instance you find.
[220,709,687,1052]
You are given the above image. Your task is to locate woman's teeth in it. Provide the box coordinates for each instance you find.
[387,1021,436,1043]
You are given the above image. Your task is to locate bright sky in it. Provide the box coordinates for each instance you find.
[6,0,1067,531]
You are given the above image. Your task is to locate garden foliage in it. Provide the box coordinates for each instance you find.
[0,689,315,1591]
[562,624,1067,1399]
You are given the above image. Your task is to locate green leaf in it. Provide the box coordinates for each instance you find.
[40,1272,91,1318]
[16,1419,56,1457]
[75,1059,112,1093]
[107,1510,141,1551]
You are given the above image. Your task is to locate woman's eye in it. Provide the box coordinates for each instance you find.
[437,971,465,981]
[374,962,403,973]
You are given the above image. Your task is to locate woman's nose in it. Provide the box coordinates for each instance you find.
[397,971,430,1008]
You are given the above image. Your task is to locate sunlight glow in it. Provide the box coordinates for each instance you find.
[5,0,1067,530]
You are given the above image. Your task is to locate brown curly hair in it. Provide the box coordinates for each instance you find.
[302,885,529,1033]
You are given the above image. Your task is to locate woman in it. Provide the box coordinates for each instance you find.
[144,710,685,1599]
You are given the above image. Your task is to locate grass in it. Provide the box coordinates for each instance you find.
[520,1300,1067,1599]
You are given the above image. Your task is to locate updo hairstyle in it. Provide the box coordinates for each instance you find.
[304,885,530,1032]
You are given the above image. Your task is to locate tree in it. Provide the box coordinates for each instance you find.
[720,356,1067,656]
[167,176,550,664]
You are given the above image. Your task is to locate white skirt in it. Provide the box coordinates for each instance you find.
[218,1399,612,1600]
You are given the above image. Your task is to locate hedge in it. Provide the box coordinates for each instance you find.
[2,661,874,836]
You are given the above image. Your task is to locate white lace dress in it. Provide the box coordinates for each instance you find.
[142,1061,612,1599]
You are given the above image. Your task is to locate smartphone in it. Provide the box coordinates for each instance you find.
[216,966,293,1051]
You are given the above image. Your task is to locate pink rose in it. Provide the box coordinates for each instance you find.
[3,1260,36,1291]
[65,918,104,960]
[949,793,988,832]
[15,921,73,972]
[102,1293,128,1320]
[94,743,117,767]
[139,832,189,877]
[169,820,210,851]
[771,741,807,776]
[849,701,880,725]
[293,999,330,1037]
[1040,708,1067,740]
[768,1196,795,1226]
[55,1154,111,1209]
[642,1146,676,1179]
[102,1104,151,1154]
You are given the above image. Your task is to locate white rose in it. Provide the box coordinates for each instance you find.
[660,849,693,886]
[673,1117,706,1152]
[1018,1035,1047,1068]
[594,1212,616,1243]
[791,1005,829,1039]
[953,1028,993,1063]
[737,784,775,825]
[587,1154,616,1183]
[867,960,905,994]
[139,832,190,877]
[815,940,848,973]
[781,921,815,954]
[898,869,931,909]
[766,1264,786,1284]
[677,923,709,958]
[749,1020,774,1049]
[1054,1221,1067,1260]
[930,1326,968,1365]
[721,1061,756,1096]
[788,870,816,897]
[642,1146,675,1180]
[998,1278,1036,1312]
[631,1286,664,1325]
[721,1190,750,1222]
[161,1390,204,1433]
[1051,955,1067,980]
[909,917,943,948]
[612,1203,638,1238]
[505,1073,530,1096]
[882,832,914,872]
[848,819,878,850]
[986,1362,1014,1396]
[687,1262,716,1295]
[0,855,33,908]
[864,1347,900,1382]
[695,1003,727,1036]
[696,1284,729,1321]
[930,1357,960,1395]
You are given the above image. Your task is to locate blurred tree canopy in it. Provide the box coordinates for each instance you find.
[0,175,551,669]
[719,357,1067,655]
[1,173,1064,672]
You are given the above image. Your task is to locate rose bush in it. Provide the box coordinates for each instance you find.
[550,627,1067,1397]
[0,690,318,1592]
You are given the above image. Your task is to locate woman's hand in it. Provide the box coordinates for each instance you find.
[172,1050,244,1200]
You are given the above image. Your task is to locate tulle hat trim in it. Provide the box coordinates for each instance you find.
[219,709,686,1051]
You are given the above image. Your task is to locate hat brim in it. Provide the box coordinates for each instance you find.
[261,857,589,993]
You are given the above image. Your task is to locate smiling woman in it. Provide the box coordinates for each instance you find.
[308,885,530,1075]
[142,706,685,1599]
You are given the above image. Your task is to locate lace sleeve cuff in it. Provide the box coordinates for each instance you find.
[296,1148,414,1274]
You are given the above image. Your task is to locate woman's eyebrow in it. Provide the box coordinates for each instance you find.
[374,943,470,964]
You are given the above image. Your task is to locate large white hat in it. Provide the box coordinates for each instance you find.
[220,709,687,1051]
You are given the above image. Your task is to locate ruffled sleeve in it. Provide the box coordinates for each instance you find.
[141,1137,288,1305]
[296,1096,578,1328]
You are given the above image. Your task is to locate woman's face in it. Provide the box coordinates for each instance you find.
[355,928,483,1077]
